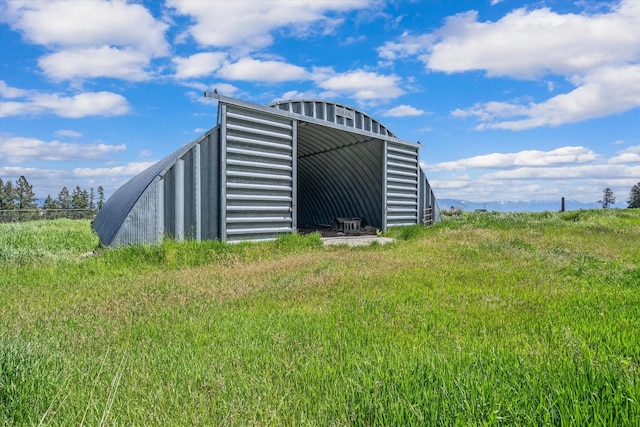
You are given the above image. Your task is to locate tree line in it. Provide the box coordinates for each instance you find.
[599,183,640,209]
[0,175,105,214]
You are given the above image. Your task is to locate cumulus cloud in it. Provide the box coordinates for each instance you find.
[0,136,126,163]
[167,0,371,52]
[378,0,640,129]
[609,145,640,164]
[383,105,425,117]
[427,146,598,171]
[483,164,639,180]
[217,57,310,82]
[0,80,29,98]
[425,2,640,78]
[426,144,640,202]
[1,163,155,199]
[453,64,640,130]
[173,52,228,79]
[318,70,405,103]
[3,91,130,119]
[2,0,169,81]
[73,161,157,178]
[378,32,434,61]
[0,81,130,118]
[39,47,153,82]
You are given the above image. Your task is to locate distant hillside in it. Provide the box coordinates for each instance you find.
[439,198,601,212]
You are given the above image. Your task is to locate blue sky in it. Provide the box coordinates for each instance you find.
[1,0,639,204]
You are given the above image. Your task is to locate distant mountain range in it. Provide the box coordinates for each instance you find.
[438,198,601,213]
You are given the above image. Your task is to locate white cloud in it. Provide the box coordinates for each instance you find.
[1,162,156,199]
[484,164,639,180]
[2,0,168,53]
[427,142,640,202]
[0,136,126,163]
[424,3,640,78]
[318,70,405,103]
[54,130,83,138]
[379,0,640,129]
[0,80,30,98]
[276,90,323,101]
[454,64,640,130]
[173,52,228,79]
[0,82,130,118]
[73,161,156,178]
[39,47,153,82]
[609,145,640,164]
[2,0,169,81]
[33,92,130,118]
[383,105,425,117]
[167,0,371,52]
[217,57,310,83]
[377,32,434,61]
[427,146,597,171]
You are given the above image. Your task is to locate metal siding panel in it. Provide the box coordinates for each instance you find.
[113,181,160,246]
[220,104,228,240]
[223,104,294,242]
[183,151,195,239]
[194,142,202,241]
[163,167,175,238]
[291,121,298,231]
[386,142,419,227]
[157,176,164,241]
[201,130,220,240]
[175,158,185,241]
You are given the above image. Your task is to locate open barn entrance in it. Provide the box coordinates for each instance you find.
[295,121,384,236]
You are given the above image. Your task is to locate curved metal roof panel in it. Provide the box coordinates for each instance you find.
[269,99,398,138]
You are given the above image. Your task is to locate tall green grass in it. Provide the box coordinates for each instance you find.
[1,211,639,425]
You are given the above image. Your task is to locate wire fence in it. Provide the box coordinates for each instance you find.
[0,209,98,223]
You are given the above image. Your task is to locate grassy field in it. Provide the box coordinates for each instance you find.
[1,211,639,425]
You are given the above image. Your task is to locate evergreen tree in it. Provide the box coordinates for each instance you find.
[16,175,37,209]
[1,180,18,210]
[628,182,640,208]
[97,185,105,210]
[71,185,89,209]
[598,188,615,209]
[57,186,72,209]
[0,178,5,210]
[43,194,61,209]
[89,187,95,209]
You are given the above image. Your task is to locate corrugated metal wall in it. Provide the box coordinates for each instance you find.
[112,179,161,246]
[220,103,295,242]
[385,141,419,227]
[161,129,220,241]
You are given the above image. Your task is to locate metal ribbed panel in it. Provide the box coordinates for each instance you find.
[112,180,160,246]
[270,99,397,138]
[223,105,294,242]
[386,142,419,226]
